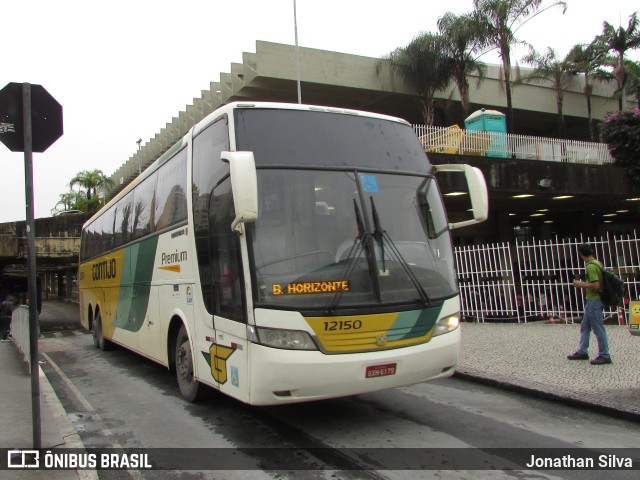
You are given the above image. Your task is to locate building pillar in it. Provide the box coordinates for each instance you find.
[57,272,64,300]
[66,269,73,302]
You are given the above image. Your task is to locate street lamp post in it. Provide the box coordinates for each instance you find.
[136,138,142,174]
[293,0,301,104]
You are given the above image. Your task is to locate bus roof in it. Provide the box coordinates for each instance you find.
[193,101,411,138]
[84,102,413,231]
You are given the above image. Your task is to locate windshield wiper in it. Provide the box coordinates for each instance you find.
[369,197,430,305]
[325,199,368,314]
[370,196,386,274]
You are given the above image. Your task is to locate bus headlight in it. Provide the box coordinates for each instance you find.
[432,314,460,337]
[253,327,318,350]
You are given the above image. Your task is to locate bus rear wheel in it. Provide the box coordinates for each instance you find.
[175,325,202,402]
[92,312,111,351]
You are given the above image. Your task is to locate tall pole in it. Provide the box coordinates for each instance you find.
[22,82,41,449]
[293,0,302,104]
[136,138,142,174]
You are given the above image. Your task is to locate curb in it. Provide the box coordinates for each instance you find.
[453,370,640,424]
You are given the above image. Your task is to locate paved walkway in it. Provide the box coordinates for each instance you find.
[456,321,640,420]
[1,300,639,478]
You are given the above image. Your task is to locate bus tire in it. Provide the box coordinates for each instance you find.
[93,312,111,351]
[175,325,202,402]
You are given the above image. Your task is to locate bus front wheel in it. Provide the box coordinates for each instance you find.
[175,325,202,402]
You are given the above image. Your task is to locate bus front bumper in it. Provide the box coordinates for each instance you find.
[247,328,460,405]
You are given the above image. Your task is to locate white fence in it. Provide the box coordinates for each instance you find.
[10,306,31,367]
[414,125,615,165]
[455,232,640,323]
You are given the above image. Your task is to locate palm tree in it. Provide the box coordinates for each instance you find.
[473,0,567,133]
[565,43,614,140]
[595,11,640,110]
[519,47,574,138]
[377,33,453,125]
[52,191,83,214]
[69,169,114,201]
[437,11,487,120]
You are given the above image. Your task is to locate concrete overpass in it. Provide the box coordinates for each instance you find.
[0,212,89,303]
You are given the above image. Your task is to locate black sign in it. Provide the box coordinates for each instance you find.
[0,82,63,153]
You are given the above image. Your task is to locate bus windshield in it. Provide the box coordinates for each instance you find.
[235,108,456,312]
[248,169,456,311]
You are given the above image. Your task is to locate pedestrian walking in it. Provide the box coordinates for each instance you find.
[567,244,612,365]
[1,294,15,341]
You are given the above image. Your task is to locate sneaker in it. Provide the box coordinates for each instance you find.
[567,351,589,360]
[590,356,612,365]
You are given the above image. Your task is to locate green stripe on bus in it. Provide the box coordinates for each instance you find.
[387,307,441,341]
[113,236,159,332]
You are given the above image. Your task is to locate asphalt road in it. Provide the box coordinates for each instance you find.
[36,331,639,480]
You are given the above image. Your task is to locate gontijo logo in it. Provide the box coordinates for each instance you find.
[92,258,117,281]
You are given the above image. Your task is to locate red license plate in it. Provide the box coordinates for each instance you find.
[365,363,397,378]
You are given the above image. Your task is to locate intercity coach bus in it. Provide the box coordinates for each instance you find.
[79,102,488,405]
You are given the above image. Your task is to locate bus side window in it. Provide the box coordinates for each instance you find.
[209,178,246,323]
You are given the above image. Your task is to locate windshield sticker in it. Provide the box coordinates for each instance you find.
[272,280,350,296]
[359,174,379,193]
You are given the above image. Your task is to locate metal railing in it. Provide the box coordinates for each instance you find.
[455,232,640,323]
[414,125,615,165]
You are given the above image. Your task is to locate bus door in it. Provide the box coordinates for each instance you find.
[207,176,250,400]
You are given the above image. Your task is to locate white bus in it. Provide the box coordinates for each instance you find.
[79,102,488,405]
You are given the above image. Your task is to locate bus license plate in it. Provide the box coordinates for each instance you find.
[365,363,397,378]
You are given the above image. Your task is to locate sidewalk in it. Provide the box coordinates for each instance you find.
[456,321,640,421]
[0,301,639,478]
[0,339,84,479]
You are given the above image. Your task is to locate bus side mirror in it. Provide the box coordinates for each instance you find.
[433,164,489,230]
[221,151,258,234]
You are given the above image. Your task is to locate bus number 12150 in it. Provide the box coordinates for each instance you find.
[323,320,363,331]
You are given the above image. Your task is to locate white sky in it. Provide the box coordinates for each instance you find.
[1,0,638,223]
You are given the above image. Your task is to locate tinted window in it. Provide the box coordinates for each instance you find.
[235,109,429,173]
[131,174,156,239]
[114,192,134,247]
[193,117,229,232]
[155,148,188,231]
[192,118,230,314]
[209,177,246,322]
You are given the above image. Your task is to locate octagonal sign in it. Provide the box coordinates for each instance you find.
[0,82,63,153]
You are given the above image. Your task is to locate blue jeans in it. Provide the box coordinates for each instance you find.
[1,315,10,340]
[577,299,610,358]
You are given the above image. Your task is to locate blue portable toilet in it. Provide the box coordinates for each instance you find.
[464,109,509,158]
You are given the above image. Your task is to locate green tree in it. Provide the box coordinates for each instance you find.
[69,169,114,201]
[377,33,453,125]
[594,11,640,110]
[600,109,640,192]
[51,191,84,214]
[473,0,567,133]
[624,59,640,106]
[566,42,614,140]
[437,11,487,120]
[519,47,574,138]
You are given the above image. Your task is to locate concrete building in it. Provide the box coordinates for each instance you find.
[95,40,638,243]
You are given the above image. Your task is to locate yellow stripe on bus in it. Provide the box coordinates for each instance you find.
[159,265,181,273]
